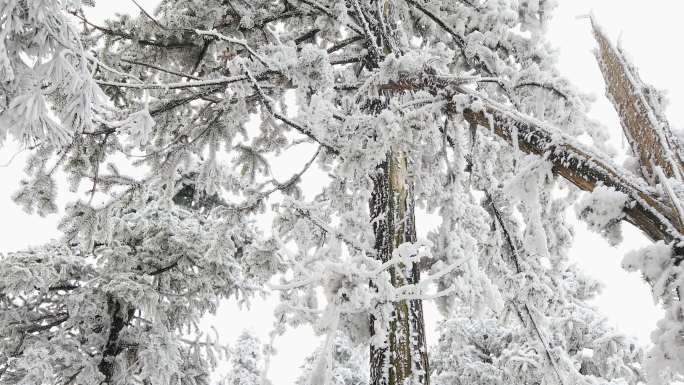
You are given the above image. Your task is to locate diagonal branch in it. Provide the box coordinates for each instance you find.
[485,192,566,385]
[295,0,364,35]
[591,18,684,184]
[457,89,684,261]
[403,0,465,48]
[195,29,269,67]
[244,69,339,155]
[120,58,200,80]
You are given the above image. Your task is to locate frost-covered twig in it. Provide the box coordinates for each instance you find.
[97,74,251,90]
[295,0,364,35]
[195,29,268,67]
[350,0,379,53]
[120,58,200,80]
[487,193,567,385]
[244,68,339,154]
[268,276,316,291]
[403,0,465,48]
[294,207,373,255]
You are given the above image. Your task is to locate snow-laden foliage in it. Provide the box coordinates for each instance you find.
[221,331,265,385]
[621,242,684,385]
[296,332,368,385]
[575,185,629,246]
[0,184,278,384]
[0,0,680,384]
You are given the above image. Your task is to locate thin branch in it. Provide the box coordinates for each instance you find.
[195,29,268,67]
[295,28,321,45]
[514,81,568,101]
[71,12,195,49]
[294,207,372,255]
[351,0,379,53]
[225,146,322,212]
[327,35,364,54]
[191,39,213,74]
[243,68,339,154]
[21,314,69,333]
[131,0,167,31]
[486,193,566,385]
[97,74,251,90]
[330,57,363,65]
[403,0,465,48]
[147,255,185,276]
[120,58,200,80]
[296,0,364,35]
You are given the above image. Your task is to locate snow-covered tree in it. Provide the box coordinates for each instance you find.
[223,331,264,385]
[1,1,683,385]
[296,332,368,385]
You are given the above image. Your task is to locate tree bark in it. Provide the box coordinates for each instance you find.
[99,296,133,383]
[369,151,429,385]
[459,99,684,262]
[591,18,684,185]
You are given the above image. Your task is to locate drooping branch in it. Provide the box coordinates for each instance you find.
[485,192,566,385]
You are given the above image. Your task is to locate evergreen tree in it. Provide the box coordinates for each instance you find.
[224,331,264,385]
[1,1,683,385]
[296,332,368,385]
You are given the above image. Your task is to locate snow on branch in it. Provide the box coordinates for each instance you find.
[457,88,684,261]
[195,29,268,67]
[591,17,684,184]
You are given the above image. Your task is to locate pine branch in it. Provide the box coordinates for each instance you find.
[485,193,567,385]
[403,0,465,48]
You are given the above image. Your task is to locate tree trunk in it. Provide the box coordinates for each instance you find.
[369,150,430,385]
[591,17,684,185]
[99,295,134,383]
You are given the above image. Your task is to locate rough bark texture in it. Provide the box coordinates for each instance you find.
[98,296,133,383]
[369,152,429,385]
[591,19,684,184]
[461,100,684,262]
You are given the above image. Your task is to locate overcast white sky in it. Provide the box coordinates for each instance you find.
[1,1,683,384]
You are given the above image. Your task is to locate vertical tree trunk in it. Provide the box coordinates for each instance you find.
[99,296,134,383]
[369,150,430,385]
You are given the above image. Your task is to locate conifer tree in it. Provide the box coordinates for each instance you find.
[1,1,683,385]
[223,331,264,385]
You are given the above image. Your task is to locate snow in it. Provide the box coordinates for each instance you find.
[575,185,629,246]
[621,241,672,289]
[0,1,682,385]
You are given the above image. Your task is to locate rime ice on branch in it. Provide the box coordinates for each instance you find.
[0,1,680,385]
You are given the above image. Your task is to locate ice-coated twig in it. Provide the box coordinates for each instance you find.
[195,29,268,67]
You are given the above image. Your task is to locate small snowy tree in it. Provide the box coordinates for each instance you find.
[296,332,368,385]
[1,1,684,385]
[223,331,264,385]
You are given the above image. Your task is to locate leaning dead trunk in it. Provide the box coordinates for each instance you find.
[369,150,430,385]
[591,17,684,185]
